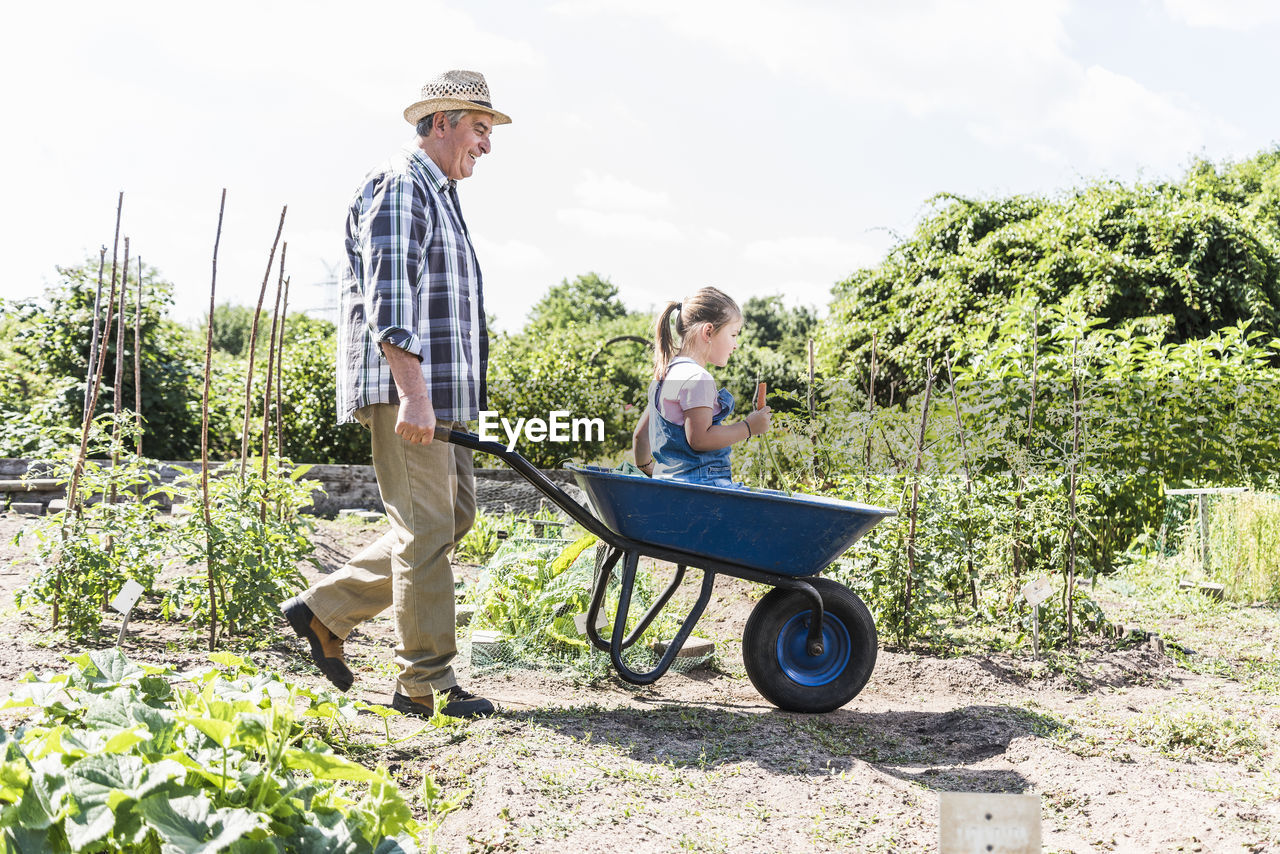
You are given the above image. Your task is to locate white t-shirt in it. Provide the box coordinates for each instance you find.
[657,357,720,426]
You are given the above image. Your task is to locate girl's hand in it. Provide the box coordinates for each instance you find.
[745,406,771,438]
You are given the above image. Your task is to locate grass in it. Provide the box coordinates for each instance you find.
[1203,492,1280,602]
[1123,703,1269,767]
[1095,547,1280,691]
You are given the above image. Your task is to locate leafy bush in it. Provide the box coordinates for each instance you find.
[0,649,422,853]
[820,154,1280,396]
[16,421,171,640]
[163,461,319,642]
[467,534,693,674]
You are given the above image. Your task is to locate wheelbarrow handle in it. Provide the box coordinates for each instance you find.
[431,427,617,543]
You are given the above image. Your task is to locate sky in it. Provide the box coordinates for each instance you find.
[3,0,1279,332]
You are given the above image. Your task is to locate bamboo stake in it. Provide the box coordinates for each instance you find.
[203,190,226,651]
[903,358,934,646]
[1067,337,1080,644]
[944,354,979,611]
[61,216,123,625]
[260,248,286,521]
[807,338,816,482]
[240,206,287,479]
[1012,307,1038,583]
[84,245,108,419]
[864,332,878,497]
[276,277,290,462]
[134,256,143,458]
[108,238,130,509]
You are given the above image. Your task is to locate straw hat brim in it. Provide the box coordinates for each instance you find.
[404,98,512,126]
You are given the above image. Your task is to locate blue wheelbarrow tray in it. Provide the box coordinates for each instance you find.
[566,464,895,577]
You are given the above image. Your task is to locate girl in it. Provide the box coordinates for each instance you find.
[632,287,771,487]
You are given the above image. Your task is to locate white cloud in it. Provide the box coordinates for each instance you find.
[1164,0,1280,29]
[473,236,549,270]
[550,0,1071,116]
[744,236,882,271]
[548,0,1243,173]
[556,208,684,241]
[573,170,670,211]
[967,65,1238,172]
[1049,66,1219,165]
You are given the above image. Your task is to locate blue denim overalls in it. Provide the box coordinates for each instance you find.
[648,367,741,489]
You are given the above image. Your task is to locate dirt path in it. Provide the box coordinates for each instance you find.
[0,512,1275,853]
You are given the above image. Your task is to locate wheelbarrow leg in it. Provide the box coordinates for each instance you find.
[606,550,716,685]
[585,546,623,653]
[585,551,689,652]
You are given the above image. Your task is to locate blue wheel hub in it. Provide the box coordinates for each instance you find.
[776,611,851,687]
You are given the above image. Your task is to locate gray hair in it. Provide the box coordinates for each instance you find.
[415,109,470,136]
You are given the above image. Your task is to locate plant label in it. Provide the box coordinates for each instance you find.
[573,611,608,635]
[1020,577,1053,607]
[110,579,144,615]
[939,792,1041,853]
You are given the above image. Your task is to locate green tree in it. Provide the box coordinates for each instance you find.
[0,260,202,459]
[820,155,1280,396]
[525,272,628,334]
[201,303,269,357]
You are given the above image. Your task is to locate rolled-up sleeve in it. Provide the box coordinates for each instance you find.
[362,173,427,358]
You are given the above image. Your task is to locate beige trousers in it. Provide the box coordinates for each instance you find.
[302,404,475,695]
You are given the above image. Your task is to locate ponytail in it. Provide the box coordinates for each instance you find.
[653,301,683,381]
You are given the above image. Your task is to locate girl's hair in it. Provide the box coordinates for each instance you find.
[652,286,742,380]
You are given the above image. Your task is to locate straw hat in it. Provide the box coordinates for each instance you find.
[403,70,512,126]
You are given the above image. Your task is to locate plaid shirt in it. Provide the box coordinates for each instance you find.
[337,144,488,424]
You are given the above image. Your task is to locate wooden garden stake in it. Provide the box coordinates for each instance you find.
[202,189,226,651]
[1013,306,1038,583]
[83,193,122,423]
[944,354,979,611]
[108,237,130,508]
[62,204,123,626]
[134,256,143,457]
[1067,337,1080,644]
[84,244,108,419]
[807,338,816,481]
[903,358,934,645]
[260,246,286,520]
[240,205,287,479]
[864,332,878,497]
[276,276,289,462]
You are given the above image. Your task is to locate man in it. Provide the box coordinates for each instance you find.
[281,70,510,719]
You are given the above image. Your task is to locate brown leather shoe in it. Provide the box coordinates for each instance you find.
[392,686,495,719]
[281,597,354,691]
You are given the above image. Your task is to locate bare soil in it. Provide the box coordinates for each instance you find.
[0,511,1276,853]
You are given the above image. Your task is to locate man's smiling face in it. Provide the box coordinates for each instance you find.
[438,112,493,180]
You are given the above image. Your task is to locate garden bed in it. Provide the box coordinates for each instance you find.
[0,512,1275,853]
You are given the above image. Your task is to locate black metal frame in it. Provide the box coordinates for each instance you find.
[439,428,827,685]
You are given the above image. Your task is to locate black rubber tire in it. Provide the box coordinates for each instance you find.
[742,578,877,713]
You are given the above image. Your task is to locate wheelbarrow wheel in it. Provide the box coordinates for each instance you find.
[742,578,877,713]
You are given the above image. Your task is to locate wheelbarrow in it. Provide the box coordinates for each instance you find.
[437,428,896,713]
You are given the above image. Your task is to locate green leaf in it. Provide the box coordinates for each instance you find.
[137,793,264,854]
[185,716,237,747]
[208,652,246,672]
[0,759,31,803]
[282,749,383,783]
[68,648,144,688]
